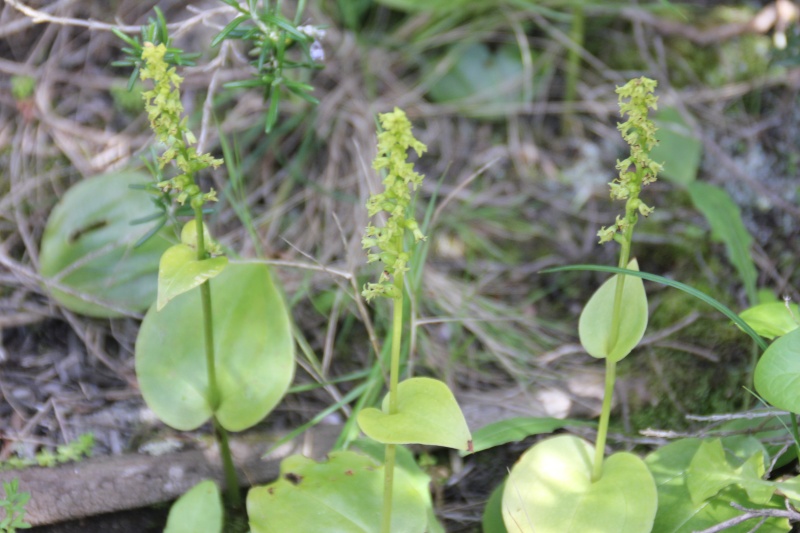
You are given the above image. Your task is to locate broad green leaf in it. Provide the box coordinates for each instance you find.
[774,476,800,503]
[156,243,228,310]
[719,413,797,469]
[482,481,508,533]
[650,107,702,186]
[39,171,173,317]
[136,262,294,431]
[578,259,648,362]
[646,437,790,533]
[755,328,800,413]
[685,438,743,503]
[247,451,427,533]
[357,377,472,451]
[740,302,800,340]
[468,416,594,454]
[502,435,656,533]
[353,439,444,533]
[687,181,757,305]
[686,439,773,505]
[426,42,549,118]
[164,480,222,533]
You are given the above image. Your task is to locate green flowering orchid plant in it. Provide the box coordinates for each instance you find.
[137,38,238,506]
[130,32,295,530]
[501,78,661,533]
[356,108,471,533]
[589,76,661,479]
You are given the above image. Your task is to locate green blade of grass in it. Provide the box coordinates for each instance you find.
[542,264,768,351]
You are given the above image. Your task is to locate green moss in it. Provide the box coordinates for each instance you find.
[618,336,750,432]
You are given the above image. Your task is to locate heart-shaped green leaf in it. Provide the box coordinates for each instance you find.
[502,434,656,533]
[755,328,800,413]
[646,437,790,533]
[39,170,173,317]
[247,451,427,533]
[164,480,222,533]
[740,302,800,340]
[157,243,228,311]
[579,258,648,362]
[356,377,472,451]
[136,262,294,431]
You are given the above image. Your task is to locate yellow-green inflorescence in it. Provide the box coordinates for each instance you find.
[140,42,221,209]
[597,77,663,244]
[362,108,427,301]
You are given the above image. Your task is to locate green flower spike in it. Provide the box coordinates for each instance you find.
[362,108,427,301]
[598,77,663,244]
[140,42,222,208]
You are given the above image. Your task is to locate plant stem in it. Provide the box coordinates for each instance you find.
[791,415,800,460]
[215,417,243,509]
[194,204,221,412]
[381,443,397,533]
[193,203,241,508]
[562,5,584,136]
[381,278,405,533]
[592,357,616,481]
[592,215,634,482]
[388,283,404,414]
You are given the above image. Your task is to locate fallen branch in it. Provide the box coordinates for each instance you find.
[0,425,339,526]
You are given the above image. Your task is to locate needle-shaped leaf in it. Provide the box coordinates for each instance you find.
[211,15,249,47]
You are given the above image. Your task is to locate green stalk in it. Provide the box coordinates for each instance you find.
[194,205,220,410]
[193,203,241,509]
[381,443,397,533]
[215,418,242,508]
[562,5,584,136]
[591,77,659,481]
[381,277,405,533]
[592,358,616,481]
[592,207,635,482]
[792,416,800,460]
